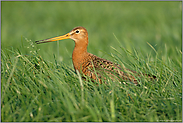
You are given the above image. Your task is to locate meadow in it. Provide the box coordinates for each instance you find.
[1,1,182,122]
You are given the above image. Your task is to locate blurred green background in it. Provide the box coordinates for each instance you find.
[2,1,182,67]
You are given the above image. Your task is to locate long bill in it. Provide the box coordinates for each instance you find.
[35,33,71,44]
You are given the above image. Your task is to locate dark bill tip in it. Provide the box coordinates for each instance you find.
[35,39,52,44]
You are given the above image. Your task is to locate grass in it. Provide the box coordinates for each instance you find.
[1,1,182,122]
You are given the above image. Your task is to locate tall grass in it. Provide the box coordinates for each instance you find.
[1,37,182,121]
[1,1,182,122]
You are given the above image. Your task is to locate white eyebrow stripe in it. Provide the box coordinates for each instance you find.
[69,31,75,35]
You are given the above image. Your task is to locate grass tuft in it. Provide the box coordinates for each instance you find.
[1,36,182,122]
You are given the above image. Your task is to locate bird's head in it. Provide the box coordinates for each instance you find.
[35,26,88,44]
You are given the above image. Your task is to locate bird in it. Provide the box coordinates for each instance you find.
[35,26,156,85]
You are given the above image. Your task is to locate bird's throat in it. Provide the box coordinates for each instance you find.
[72,42,89,72]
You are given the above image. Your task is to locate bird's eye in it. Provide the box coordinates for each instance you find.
[76,30,80,33]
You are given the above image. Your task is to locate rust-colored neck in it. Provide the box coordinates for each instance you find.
[72,38,89,71]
